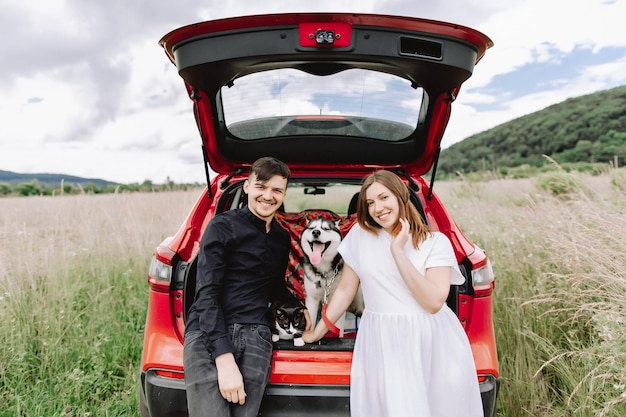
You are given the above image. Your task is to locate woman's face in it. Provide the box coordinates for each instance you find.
[365,181,400,233]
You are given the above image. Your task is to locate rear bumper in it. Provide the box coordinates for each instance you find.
[139,370,350,417]
[139,370,499,417]
[260,384,350,416]
[140,370,187,417]
[480,374,500,417]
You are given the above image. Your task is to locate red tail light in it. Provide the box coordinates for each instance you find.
[155,370,185,380]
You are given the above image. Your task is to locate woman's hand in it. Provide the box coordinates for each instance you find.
[391,218,410,251]
[302,330,319,344]
[303,309,312,331]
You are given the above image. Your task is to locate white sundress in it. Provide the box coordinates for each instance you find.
[338,226,484,417]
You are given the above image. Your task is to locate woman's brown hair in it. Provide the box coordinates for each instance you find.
[356,170,429,249]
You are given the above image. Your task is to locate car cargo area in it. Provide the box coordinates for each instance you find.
[181,178,465,347]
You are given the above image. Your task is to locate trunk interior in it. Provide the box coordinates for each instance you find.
[181,178,465,352]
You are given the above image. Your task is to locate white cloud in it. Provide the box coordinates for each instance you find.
[0,0,625,183]
[440,0,626,146]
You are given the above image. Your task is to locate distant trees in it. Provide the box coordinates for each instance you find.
[0,179,202,198]
[14,181,42,196]
[0,183,12,196]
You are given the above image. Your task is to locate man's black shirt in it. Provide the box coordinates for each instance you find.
[185,206,299,358]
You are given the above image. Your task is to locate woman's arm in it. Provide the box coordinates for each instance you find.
[302,263,361,343]
[391,219,450,313]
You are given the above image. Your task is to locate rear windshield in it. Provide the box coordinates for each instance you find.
[220,68,424,141]
[283,182,361,214]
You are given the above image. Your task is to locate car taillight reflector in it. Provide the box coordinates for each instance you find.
[472,259,495,297]
[472,259,494,286]
[155,370,185,380]
[148,256,172,290]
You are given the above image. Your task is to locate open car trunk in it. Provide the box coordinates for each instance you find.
[159,12,493,178]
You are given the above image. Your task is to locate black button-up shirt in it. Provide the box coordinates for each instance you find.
[185,206,299,358]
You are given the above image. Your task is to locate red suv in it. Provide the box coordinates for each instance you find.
[139,12,499,417]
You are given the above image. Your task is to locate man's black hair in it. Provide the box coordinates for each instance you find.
[250,157,290,182]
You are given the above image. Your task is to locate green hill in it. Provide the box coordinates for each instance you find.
[439,84,626,176]
[0,170,117,187]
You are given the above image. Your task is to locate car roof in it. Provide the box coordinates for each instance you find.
[160,13,493,176]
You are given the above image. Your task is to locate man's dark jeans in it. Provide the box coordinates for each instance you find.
[183,324,273,417]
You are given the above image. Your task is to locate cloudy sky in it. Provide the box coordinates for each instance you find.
[1,0,625,184]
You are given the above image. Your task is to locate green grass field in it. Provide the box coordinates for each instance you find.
[0,169,624,416]
[437,169,626,416]
[0,191,200,416]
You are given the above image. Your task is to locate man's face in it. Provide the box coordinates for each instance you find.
[244,173,287,222]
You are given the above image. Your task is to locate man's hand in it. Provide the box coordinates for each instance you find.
[215,353,247,405]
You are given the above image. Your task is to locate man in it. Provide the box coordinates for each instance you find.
[183,156,309,417]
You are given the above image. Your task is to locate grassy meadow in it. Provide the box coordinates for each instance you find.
[0,190,201,416]
[436,168,626,417]
[0,169,625,416]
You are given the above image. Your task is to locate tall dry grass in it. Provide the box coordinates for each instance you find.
[1,168,624,416]
[436,168,626,416]
[0,190,201,416]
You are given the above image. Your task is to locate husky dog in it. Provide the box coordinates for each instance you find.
[300,218,364,333]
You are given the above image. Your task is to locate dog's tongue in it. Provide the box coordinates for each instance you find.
[310,242,325,265]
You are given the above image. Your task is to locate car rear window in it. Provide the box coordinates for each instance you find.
[220,68,424,141]
[283,182,361,214]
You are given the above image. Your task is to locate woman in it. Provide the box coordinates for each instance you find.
[302,170,483,417]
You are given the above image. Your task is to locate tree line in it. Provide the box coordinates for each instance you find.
[0,179,202,197]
